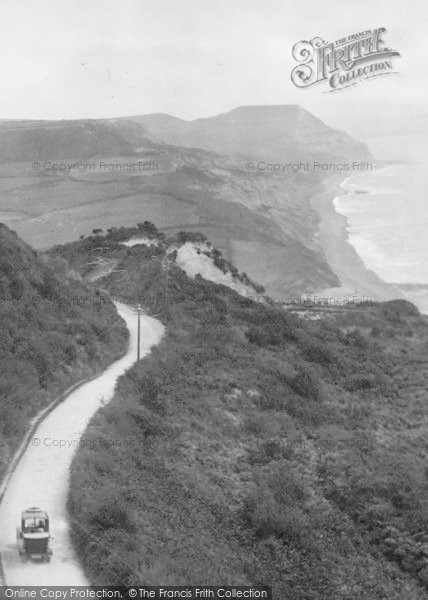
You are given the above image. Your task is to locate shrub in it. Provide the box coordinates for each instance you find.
[243,412,287,437]
[300,337,336,365]
[244,466,311,541]
[126,404,165,437]
[246,439,295,465]
[291,365,322,400]
[89,498,136,533]
[36,267,60,297]
[246,315,298,346]
[344,370,393,395]
[286,396,329,427]
[246,325,281,346]
[344,373,377,391]
[380,299,420,320]
[344,329,368,349]
[174,231,207,245]
[137,221,160,236]
[137,375,166,414]
[9,276,24,299]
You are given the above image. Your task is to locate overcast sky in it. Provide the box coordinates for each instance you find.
[1,0,427,157]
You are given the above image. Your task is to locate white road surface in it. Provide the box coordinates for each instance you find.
[0,303,164,585]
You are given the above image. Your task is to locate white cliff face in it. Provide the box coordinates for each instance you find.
[173,241,256,299]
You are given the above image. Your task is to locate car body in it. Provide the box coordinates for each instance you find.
[16,507,52,561]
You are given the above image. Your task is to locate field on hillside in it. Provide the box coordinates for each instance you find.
[0,114,343,296]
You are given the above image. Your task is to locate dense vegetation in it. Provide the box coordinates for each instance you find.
[55,226,428,598]
[0,224,129,483]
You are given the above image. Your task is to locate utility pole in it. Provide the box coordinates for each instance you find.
[164,256,169,308]
[137,303,142,361]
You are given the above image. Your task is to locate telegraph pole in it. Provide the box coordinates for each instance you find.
[164,256,169,308]
[137,303,142,360]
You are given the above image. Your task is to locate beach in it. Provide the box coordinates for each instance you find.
[310,174,404,304]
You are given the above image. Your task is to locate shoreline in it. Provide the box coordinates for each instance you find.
[310,174,404,302]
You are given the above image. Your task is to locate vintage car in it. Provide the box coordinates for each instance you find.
[16,507,52,561]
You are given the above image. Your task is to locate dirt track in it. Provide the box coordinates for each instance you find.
[0,303,164,585]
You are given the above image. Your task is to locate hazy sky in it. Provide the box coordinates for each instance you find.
[1,0,427,156]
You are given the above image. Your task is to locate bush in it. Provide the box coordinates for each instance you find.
[243,412,288,437]
[286,396,330,427]
[136,375,167,415]
[8,275,25,299]
[246,486,304,538]
[344,370,392,395]
[126,405,166,437]
[89,498,136,533]
[174,231,207,245]
[291,365,322,400]
[246,439,295,465]
[380,299,420,320]
[344,329,368,349]
[246,325,281,346]
[137,221,160,236]
[36,268,60,297]
[244,466,311,541]
[300,337,336,365]
[246,314,298,347]
[344,373,377,392]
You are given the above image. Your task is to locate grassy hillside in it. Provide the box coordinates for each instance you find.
[0,106,370,298]
[0,119,159,161]
[56,227,428,598]
[0,223,129,484]
[123,105,371,162]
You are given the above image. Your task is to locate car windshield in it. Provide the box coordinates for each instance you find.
[23,517,46,530]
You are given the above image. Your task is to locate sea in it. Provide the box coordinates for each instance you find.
[333,135,428,314]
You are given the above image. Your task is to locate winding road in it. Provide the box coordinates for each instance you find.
[0,303,164,585]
